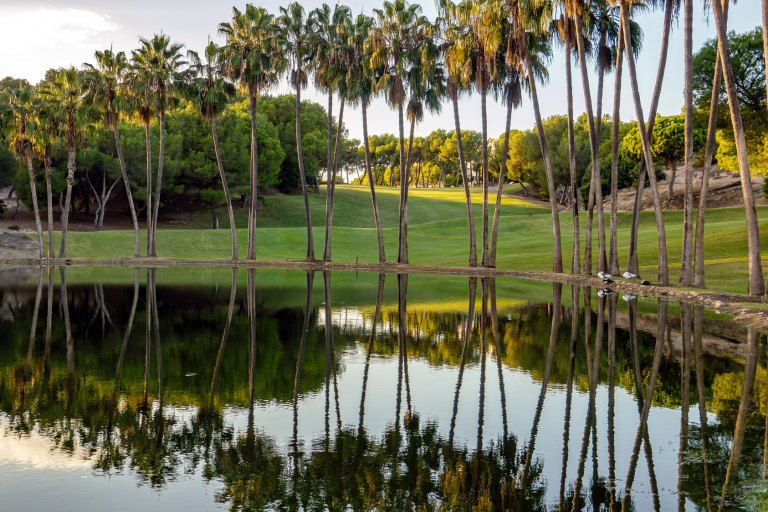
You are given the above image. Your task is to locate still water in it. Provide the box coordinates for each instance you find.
[0,267,766,511]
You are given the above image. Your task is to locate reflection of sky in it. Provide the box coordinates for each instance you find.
[0,344,716,511]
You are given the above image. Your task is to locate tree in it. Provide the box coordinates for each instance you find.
[368,0,429,264]
[709,0,765,295]
[347,13,386,263]
[39,67,88,258]
[309,3,351,262]
[514,0,563,273]
[4,83,44,257]
[186,41,238,260]
[83,49,141,257]
[277,2,315,261]
[441,0,478,266]
[220,5,286,260]
[620,0,671,285]
[131,34,185,258]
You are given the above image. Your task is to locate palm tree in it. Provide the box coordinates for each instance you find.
[619,0,669,285]
[570,0,607,275]
[29,92,57,259]
[608,18,625,276]
[220,5,285,261]
[347,13,386,264]
[368,0,428,264]
[552,13,579,273]
[709,0,764,295]
[6,84,44,258]
[277,2,315,261]
[39,67,87,258]
[679,0,694,285]
[693,0,728,288]
[310,3,351,261]
[489,11,525,268]
[441,0,478,267]
[625,0,676,280]
[513,0,563,273]
[83,49,141,257]
[400,19,444,264]
[186,42,238,261]
[131,34,185,258]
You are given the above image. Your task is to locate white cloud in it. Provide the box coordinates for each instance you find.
[0,7,121,82]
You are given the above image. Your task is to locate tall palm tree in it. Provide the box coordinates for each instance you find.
[368,0,428,264]
[29,92,57,259]
[552,12,579,273]
[441,0,478,267]
[220,5,285,261]
[186,42,238,261]
[347,13,386,264]
[570,0,607,274]
[400,19,444,264]
[5,84,44,257]
[277,2,315,261]
[709,0,764,295]
[39,67,87,258]
[131,34,185,258]
[619,0,669,285]
[693,0,728,288]
[513,0,563,272]
[310,3,351,261]
[608,19,624,276]
[489,11,526,268]
[679,0,694,285]
[625,0,676,279]
[83,49,141,257]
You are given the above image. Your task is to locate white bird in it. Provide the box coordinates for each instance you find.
[622,271,638,279]
[622,294,637,302]
[597,271,612,280]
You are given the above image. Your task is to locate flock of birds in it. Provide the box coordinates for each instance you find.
[595,270,651,301]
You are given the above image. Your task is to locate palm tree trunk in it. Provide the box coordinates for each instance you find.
[211,117,238,261]
[451,88,477,267]
[627,0,674,275]
[489,89,513,268]
[326,91,333,190]
[621,2,669,285]
[526,58,563,273]
[763,0,768,110]
[150,105,166,257]
[397,100,407,264]
[247,89,259,261]
[362,101,385,264]
[113,125,140,257]
[680,0,694,285]
[58,150,76,258]
[694,21,725,288]
[144,116,153,257]
[399,115,415,265]
[595,28,607,136]
[323,97,345,261]
[44,161,54,259]
[295,78,314,261]
[480,79,490,267]
[565,37,581,275]
[609,21,624,276]
[711,0,765,295]
[574,14,607,274]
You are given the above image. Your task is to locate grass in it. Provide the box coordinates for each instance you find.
[48,185,768,295]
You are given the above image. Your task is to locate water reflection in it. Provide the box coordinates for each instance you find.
[0,268,766,511]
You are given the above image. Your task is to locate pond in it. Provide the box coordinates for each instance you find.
[0,266,765,511]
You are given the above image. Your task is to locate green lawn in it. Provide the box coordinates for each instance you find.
[53,185,768,295]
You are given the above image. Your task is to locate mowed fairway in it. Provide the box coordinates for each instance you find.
[57,185,768,294]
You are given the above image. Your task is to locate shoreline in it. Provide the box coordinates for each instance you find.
[2,255,767,331]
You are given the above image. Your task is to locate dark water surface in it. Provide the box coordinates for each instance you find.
[0,267,766,511]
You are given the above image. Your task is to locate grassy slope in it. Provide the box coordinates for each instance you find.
[57,185,768,294]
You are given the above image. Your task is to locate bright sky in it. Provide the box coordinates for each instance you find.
[0,1,759,141]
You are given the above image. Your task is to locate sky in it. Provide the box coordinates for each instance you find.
[0,0,760,141]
